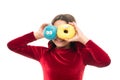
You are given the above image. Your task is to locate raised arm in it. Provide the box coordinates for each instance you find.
[83,40,111,67]
[7,23,49,61]
[68,22,111,67]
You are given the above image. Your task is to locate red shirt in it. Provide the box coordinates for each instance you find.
[7,32,111,80]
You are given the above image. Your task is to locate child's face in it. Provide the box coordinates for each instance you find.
[52,20,71,49]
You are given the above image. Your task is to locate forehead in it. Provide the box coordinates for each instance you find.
[54,20,67,27]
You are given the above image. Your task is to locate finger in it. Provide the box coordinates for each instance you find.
[68,22,75,26]
[40,23,49,30]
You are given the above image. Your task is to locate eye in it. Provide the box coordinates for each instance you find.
[46,31,50,35]
[46,31,52,35]
[64,25,68,28]
[49,31,52,34]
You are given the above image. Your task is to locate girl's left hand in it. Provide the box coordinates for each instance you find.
[66,22,89,45]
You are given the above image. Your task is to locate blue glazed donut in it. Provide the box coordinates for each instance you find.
[43,25,57,40]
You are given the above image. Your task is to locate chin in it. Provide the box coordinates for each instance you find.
[56,44,65,48]
[52,39,70,48]
[56,43,70,49]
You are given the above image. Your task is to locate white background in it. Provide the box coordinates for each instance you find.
[0,0,120,80]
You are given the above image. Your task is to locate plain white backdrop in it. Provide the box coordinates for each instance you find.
[0,0,120,80]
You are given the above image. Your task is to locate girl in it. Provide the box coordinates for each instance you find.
[7,14,111,80]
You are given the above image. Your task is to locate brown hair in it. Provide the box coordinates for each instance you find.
[51,14,76,25]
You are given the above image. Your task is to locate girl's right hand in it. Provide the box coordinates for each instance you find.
[34,23,49,39]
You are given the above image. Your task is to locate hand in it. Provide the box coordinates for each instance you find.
[34,23,49,39]
[66,22,89,45]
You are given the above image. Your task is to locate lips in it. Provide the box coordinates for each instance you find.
[55,38,65,42]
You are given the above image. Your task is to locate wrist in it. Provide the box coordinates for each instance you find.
[78,35,89,45]
[34,31,43,39]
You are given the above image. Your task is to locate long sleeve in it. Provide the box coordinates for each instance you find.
[82,40,111,67]
[7,32,46,61]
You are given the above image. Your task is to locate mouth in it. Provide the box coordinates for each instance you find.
[54,38,65,42]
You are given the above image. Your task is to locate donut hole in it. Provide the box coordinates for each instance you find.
[64,30,68,33]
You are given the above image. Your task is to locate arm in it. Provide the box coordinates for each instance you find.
[7,23,49,61]
[7,32,41,61]
[68,22,111,67]
[82,40,111,67]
